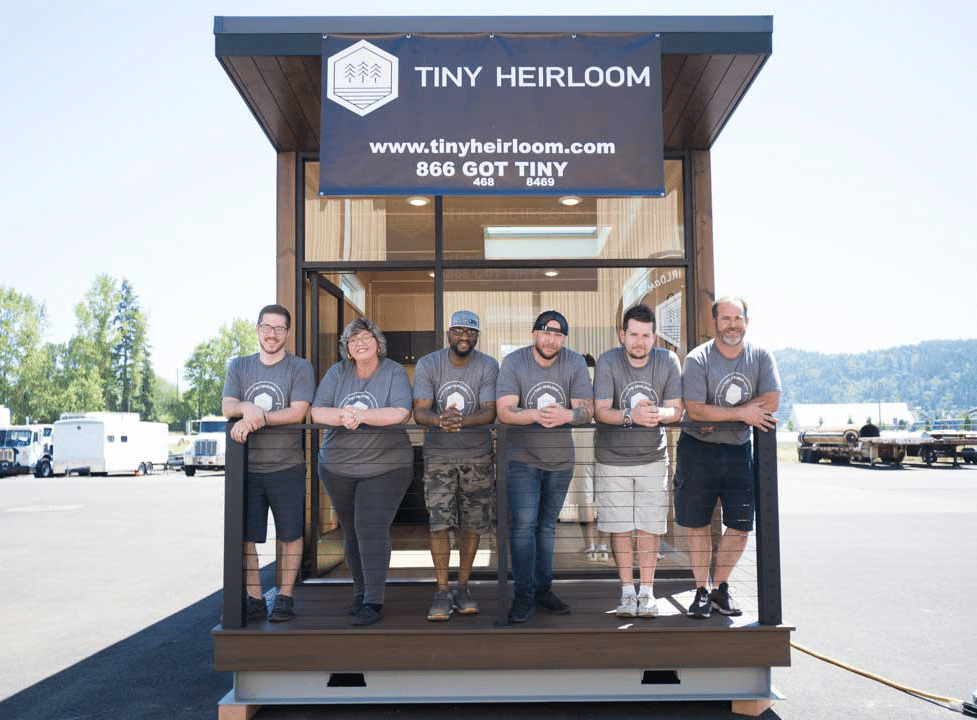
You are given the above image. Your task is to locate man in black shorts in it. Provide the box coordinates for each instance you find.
[222,304,315,623]
[674,297,780,618]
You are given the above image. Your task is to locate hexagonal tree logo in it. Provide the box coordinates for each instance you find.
[327,40,398,117]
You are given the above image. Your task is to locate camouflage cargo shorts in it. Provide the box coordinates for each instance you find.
[423,453,495,533]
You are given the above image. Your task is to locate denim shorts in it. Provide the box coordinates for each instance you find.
[673,433,754,532]
[245,464,305,543]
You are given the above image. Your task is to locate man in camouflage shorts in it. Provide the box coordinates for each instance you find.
[413,311,499,621]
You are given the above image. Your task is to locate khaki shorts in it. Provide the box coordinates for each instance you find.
[423,453,495,534]
[595,459,669,535]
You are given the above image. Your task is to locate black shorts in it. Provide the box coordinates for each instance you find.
[245,465,305,543]
[673,432,754,532]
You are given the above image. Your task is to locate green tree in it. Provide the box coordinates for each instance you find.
[112,279,150,413]
[73,274,120,410]
[0,286,48,423]
[182,319,258,419]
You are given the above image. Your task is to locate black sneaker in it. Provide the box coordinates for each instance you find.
[687,586,711,618]
[508,595,536,623]
[535,588,571,615]
[220,595,267,625]
[347,594,365,616]
[352,603,383,626]
[269,594,295,623]
[246,595,268,621]
[710,582,742,616]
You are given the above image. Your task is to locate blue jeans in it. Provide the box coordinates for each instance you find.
[507,460,573,598]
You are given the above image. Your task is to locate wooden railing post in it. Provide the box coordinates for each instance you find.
[222,422,247,629]
[754,426,782,625]
[494,424,510,626]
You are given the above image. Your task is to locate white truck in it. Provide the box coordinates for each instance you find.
[0,424,54,476]
[182,415,227,476]
[35,412,169,477]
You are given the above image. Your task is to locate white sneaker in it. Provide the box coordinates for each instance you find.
[637,593,659,618]
[616,593,638,617]
[597,544,609,561]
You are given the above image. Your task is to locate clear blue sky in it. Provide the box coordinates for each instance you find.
[2,1,975,386]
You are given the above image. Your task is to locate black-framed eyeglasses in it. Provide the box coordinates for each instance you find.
[257,323,288,336]
[448,328,478,338]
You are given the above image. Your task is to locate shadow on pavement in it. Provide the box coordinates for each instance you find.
[0,564,277,720]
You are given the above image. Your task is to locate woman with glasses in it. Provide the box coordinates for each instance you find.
[311,317,413,626]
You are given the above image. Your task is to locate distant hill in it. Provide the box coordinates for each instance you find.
[773,339,977,421]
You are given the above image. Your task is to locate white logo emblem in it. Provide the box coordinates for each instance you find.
[630,392,650,409]
[446,391,466,412]
[725,384,743,405]
[352,401,368,411]
[253,392,273,412]
[326,40,398,117]
[537,393,557,409]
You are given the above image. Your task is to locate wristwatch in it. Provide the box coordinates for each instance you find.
[623,407,633,427]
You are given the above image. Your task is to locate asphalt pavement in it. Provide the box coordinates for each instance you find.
[1,460,974,720]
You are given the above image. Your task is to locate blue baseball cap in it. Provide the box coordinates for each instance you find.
[449,310,480,331]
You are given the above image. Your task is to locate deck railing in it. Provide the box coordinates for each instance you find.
[220,422,781,628]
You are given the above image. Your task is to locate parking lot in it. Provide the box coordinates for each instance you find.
[0,460,975,719]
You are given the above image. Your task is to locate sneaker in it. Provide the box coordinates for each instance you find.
[637,593,659,618]
[427,589,454,622]
[535,588,571,614]
[687,586,711,618]
[584,544,598,561]
[246,595,268,621]
[452,586,480,615]
[346,594,365,616]
[596,544,609,561]
[268,594,295,623]
[710,582,743,616]
[352,604,383,626]
[509,595,536,623]
[616,593,638,618]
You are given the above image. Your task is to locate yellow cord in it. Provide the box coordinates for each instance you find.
[790,641,961,705]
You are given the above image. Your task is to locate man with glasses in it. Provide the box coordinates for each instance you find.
[413,311,499,621]
[497,310,594,623]
[222,304,315,623]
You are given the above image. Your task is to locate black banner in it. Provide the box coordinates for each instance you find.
[319,34,664,196]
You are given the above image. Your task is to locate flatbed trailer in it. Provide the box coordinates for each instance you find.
[797,425,977,467]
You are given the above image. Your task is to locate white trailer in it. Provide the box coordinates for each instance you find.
[37,412,168,477]
[0,424,54,476]
[182,415,227,476]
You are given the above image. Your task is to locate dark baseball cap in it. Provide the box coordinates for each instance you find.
[533,310,568,335]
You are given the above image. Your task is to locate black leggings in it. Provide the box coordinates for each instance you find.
[319,465,412,604]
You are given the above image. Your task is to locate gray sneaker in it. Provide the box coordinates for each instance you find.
[452,586,480,615]
[427,589,454,622]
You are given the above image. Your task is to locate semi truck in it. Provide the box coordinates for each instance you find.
[182,415,227,476]
[0,424,54,476]
[35,412,168,477]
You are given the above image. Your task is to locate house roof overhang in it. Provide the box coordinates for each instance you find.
[214,15,773,154]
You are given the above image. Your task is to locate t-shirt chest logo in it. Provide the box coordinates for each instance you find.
[715,372,753,407]
[245,381,286,412]
[436,381,477,414]
[340,391,379,410]
[620,381,660,410]
[526,381,567,409]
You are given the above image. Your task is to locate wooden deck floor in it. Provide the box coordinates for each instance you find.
[213,579,792,673]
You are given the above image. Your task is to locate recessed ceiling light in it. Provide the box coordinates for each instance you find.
[544,270,560,277]
[428,272,435,278]
[558,195,582,206]
[407,196,430,207]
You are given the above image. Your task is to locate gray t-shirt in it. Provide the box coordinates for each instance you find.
[594,346,682,465]
[413,348,499,459]
[682,340,781,445]
[496,346,593,471]
[313,358,413,477]
[222,352,315,473]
